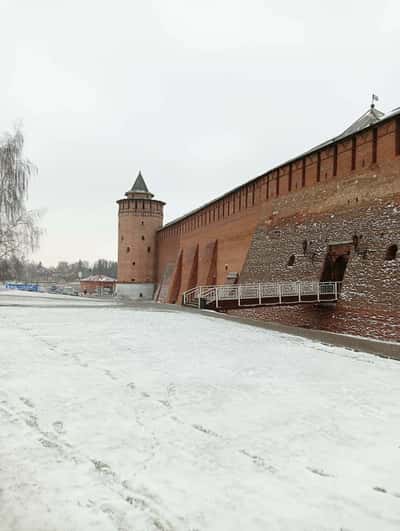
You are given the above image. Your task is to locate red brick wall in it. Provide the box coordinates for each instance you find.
[233,192,400,341]
[80,281,115,294]
[156,203,262,302]
[154,115,400,340]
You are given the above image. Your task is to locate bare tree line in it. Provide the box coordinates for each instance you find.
[0,257,117,283]
[0,127,41,261]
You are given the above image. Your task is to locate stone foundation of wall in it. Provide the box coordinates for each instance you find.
[116,283,155,300]
[228,301,400,343]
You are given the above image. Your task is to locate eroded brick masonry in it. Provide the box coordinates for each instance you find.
[117,105,400,341]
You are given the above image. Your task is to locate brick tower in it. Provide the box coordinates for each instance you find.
[116,172,165,299]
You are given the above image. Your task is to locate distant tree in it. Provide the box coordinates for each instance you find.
[0,259,11,281]
[8,256,25,281]
[0,127,41,260]
[72,259,89,278]
[92,259,117,278]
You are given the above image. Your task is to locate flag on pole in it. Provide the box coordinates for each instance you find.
[372,94,379,102]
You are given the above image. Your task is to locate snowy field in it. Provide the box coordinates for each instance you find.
[0,290,399,531]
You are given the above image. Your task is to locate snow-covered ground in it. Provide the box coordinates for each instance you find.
[0,290,399,531]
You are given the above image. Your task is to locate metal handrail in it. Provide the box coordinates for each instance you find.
[183,281,340,309]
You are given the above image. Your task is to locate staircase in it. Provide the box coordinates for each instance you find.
[182,281,340,310]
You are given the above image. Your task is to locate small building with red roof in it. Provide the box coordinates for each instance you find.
[80,275,116,295]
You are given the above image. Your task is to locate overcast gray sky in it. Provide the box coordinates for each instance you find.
[2,0,399,266]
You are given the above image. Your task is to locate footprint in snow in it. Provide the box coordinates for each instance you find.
[77,499,95,508]
[20,397,35,408]
[307,466,333,478]
[192,424,219,438]
[100,503,130,531]
[53,421,64,434]
[240,449,277,473]
[22,412,38,428]
[92,459,115,477]
[126,496,148,510]
[39,437,60,450]
[0,407,14,420]
[167,383,176,397]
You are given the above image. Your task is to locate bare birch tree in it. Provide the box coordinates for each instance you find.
[0,128,41,260]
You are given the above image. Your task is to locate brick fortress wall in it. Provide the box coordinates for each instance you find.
[154,111,400,341]
[156,205,262,303]
[233,176,400,341]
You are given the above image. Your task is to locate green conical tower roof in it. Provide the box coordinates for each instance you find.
[130,171,149,193]
[125,171,154,198]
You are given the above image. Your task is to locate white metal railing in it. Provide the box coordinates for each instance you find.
[182,285,217,307]
[182,281,340,309]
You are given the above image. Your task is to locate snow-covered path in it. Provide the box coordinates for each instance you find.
[0,291,399,530]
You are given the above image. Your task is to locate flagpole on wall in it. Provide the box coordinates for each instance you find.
[371,93,379,108]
